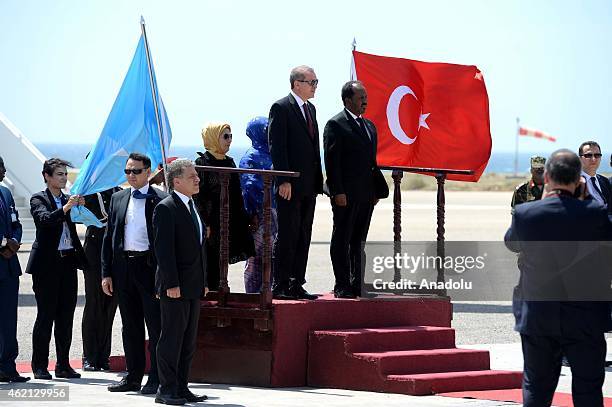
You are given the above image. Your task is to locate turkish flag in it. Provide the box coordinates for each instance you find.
[353,51,491,182]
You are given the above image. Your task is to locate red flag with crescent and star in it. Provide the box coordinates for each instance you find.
[353,50,491,182]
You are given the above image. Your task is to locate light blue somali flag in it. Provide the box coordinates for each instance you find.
[71,34,172,226]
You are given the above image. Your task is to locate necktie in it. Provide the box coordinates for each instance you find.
[188,199,201,242]
[590,176,607,203]
[303,102,314,139]
[132,189,154,199]
[356,117,370,140]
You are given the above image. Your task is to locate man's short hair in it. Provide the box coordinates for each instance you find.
[166,158,194,190]
[0,155,4,165]
[341,80,364,103]
[289,65,314,89]
[578,141,601,155]
[545,149,581,185]
[127,152,151,169]
[42,158,72,183]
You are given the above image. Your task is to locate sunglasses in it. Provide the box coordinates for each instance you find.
[124,167,149,175]
[222,133,232,140]
[297,79,319,87]
[580,153,602,159]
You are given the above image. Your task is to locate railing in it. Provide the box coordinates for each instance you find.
[194,165,299,313]
[379,166,474,297]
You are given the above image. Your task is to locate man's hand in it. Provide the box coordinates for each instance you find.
[278,182,292,200]
[167,286,181,298]
[249,215,259,233]
[334,194,347,207]
[6,238,20,253]
[101,277,113,296]
[63,195,80,213]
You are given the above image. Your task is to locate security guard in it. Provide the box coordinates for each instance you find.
[511,156,546,213]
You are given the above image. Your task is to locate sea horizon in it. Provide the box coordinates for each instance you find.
[34,142,612,175]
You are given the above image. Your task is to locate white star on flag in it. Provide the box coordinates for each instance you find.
[419,113,431,130]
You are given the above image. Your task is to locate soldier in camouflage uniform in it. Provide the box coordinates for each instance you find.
[511,155,546,213]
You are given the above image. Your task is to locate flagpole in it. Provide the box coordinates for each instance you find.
[514,117,519,177]
[350,38,357,80]
[140,16,169,191]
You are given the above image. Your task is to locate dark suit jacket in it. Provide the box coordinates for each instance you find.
[323,109,388,202]
[0,185,22,279]
[268,93,323,198]
[101,186,167,287]
[153,192,206,299]
[25,189,86,274]
[595,173,611,211]
[504,194,612,336]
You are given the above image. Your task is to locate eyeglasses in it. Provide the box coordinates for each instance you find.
[222,133,232,140]
[580,153,602,159]
[297,79,319,87]
[124,167,149,175]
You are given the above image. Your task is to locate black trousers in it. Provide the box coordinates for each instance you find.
[521,332,606,407]
[82,227,117,366]
[157,297,200,395]
[31,254,78,370]
[272,195,316,288]
[0,275,19,373]
[116,256,161,384]
[330,200,374,293]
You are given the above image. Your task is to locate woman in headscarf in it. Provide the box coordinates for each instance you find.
[239,117,277,293]
[194,123,255,291]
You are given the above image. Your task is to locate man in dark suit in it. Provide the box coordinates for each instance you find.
[101,153,167,394]
[578,141,610,208]
[505,149,612,407]
[324,81,388,298]
[0,156,29,383]
[26,158,87,380]
[153,159,207,405]
[268,65,323,300]
[81,187,120,371]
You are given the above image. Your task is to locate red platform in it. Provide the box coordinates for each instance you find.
[191,293,488,388]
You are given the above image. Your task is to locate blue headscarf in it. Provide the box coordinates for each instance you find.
[239,116,275,216]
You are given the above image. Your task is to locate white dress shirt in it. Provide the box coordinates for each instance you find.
[290,90,308,120]
[174,190,203,244]
[581,171,606,206]
[53,194,73,250]
[124,185,150,252]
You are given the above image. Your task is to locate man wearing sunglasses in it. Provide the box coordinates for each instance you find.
[268,65,323,300]
[102,153,168,395]
[578,141,610,208]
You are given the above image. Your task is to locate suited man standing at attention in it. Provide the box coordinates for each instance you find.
[324,81,388,298]
[268,65,323,300]
[102,153,167,394]
[578,141,610,208]
[0,156,29,383]
[153,159,207,405]
[505,149,612,407]
[26,158,86,380]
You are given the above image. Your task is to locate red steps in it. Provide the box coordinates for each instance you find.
[307,326,522,396]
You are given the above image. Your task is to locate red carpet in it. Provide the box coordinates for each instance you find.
[440,389,612,406]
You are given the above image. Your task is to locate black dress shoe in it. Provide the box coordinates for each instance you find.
[82,360,98,371]
[334,289,356,299]
[155,393,186,405]
[98,360,111,371]
[55,366,81,379]
[0,371,30,383]
[292,285,318,300]
[141,379,160,394]
[178,389,208,402]
[272,286,296,300]
[108,378,141,392]
[33,368,52,380]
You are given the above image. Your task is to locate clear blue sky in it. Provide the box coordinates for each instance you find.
[1,0,611,155]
